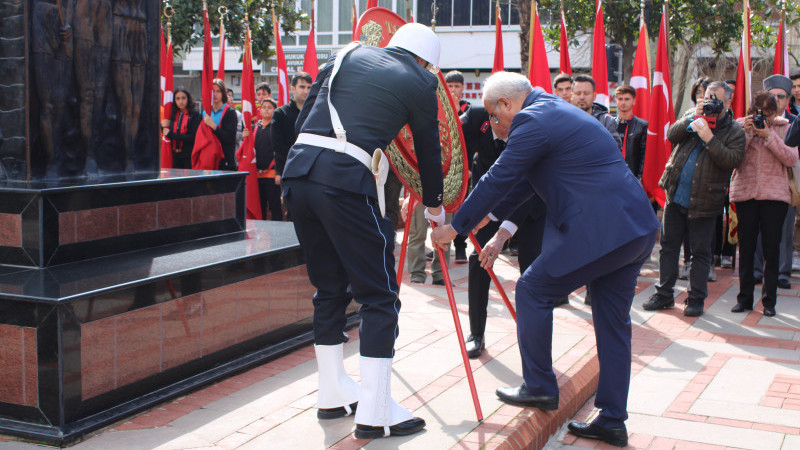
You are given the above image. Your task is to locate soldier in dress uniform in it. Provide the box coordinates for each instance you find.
[281,23,445,439]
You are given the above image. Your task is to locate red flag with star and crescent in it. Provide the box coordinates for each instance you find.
[641,6,674,208]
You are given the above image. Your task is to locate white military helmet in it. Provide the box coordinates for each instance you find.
[387,23,441,69]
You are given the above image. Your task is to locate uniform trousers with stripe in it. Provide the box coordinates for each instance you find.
[283,177,401,358]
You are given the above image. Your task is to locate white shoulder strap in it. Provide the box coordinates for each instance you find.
[327,42,361,143]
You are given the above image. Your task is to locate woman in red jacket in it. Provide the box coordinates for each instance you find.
[731,91,799,317]
[202,79,239,170]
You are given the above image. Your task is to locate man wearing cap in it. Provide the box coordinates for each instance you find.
[754,74,797,289]
[281,23,443,439]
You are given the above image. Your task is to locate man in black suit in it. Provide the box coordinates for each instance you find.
[272,72,312,188]
[281,23,443,440]
[461,106,566,359]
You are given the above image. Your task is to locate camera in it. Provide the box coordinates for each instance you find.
[753,109,766,129]
[702,94,725,116]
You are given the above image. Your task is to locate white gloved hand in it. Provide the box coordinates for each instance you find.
[424,207,446,227]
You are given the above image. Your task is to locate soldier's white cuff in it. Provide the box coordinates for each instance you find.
[488,213,499,221]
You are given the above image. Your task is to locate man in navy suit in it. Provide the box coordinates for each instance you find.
[432,72,659,447]
[282,23,444,439]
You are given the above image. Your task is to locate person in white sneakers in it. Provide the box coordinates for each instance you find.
[281,23,445,439]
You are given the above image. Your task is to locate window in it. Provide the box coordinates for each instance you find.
[418,0,519,27]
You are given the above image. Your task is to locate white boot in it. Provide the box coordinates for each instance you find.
[355,356,413,431]
[315,344,360,415]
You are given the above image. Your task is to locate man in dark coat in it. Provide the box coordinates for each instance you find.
[432,72,659,448]
[281,23,444,440]
[272,72,312,185]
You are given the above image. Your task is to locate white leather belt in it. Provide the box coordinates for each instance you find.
[295,132,390,216]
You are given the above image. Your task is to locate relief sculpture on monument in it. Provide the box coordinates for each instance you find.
[0,0,157,179]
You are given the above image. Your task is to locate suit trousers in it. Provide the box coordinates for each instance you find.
[283,178,400,358]
[467,220,501,337]
[656,202,716,302]
[467,214,545,337]
[514,230,656,427]
[736,199,788,308]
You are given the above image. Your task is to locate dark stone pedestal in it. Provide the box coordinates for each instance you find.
[0,172,353,445]
[0,169,246,267]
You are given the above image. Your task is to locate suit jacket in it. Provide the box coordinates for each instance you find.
[460,106,498,180]
[283,46,443,207]
[452,90,659,278]
[271,100,300,175]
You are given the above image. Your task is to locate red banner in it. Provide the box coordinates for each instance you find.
[630,19,651,121]
[160,26,174,169]
[273,10,289,106]
[492,4,503,73]
[732,0,751,119]
[528,4,551,93]
[558,7,572,76]
[237,29,262,219]
[302,4,319,80]
[591,0,609,107]
[641,6,674,208]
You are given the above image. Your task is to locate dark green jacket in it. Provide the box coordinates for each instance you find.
[659,110,746,218]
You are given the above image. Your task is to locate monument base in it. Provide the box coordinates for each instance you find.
[0,220,354,445]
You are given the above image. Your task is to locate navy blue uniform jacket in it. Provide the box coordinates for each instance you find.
[282,46,444,207]
[452,90,659,278]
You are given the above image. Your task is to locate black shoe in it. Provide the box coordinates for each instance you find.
[317,402,358,420]
[432,279,454,286]
[455,247,467,264]
[778,279,792,289]
[425,251,434,262]
[763,306,776,317]
[683,299,704,317]
[567,421,628,447]
[495,385,558,410]
[754,276,763,285]
[354,417,426,439]
[643,293,674,311]
[554,296,569,307]
[465,335,485,359]
[731,303,753,313]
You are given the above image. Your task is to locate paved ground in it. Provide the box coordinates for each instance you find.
[2,225,799,449]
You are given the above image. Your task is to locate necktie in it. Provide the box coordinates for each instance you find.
[494,139,506,152]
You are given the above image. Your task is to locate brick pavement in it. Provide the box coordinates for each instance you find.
[1,230,798,449]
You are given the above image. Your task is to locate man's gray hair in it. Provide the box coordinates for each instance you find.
[707,81,733,101]
[483,72,533,104]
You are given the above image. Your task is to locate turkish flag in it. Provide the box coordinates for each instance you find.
[774,15,788,77]
[273,9,289,106]
[201,7,213,114]
[630,19,651,121]
[732,0,751,119]
[492,3,504,73]
[641,6,674,208]
[237,29,262,220]
[302,4,318,80]
[558,7,571,75]
[527,3,551,93]
[591,0,609,107]
[160,26,174,169]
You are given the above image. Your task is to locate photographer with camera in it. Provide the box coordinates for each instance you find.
[729,91,798,317]
[644,81,745,317]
